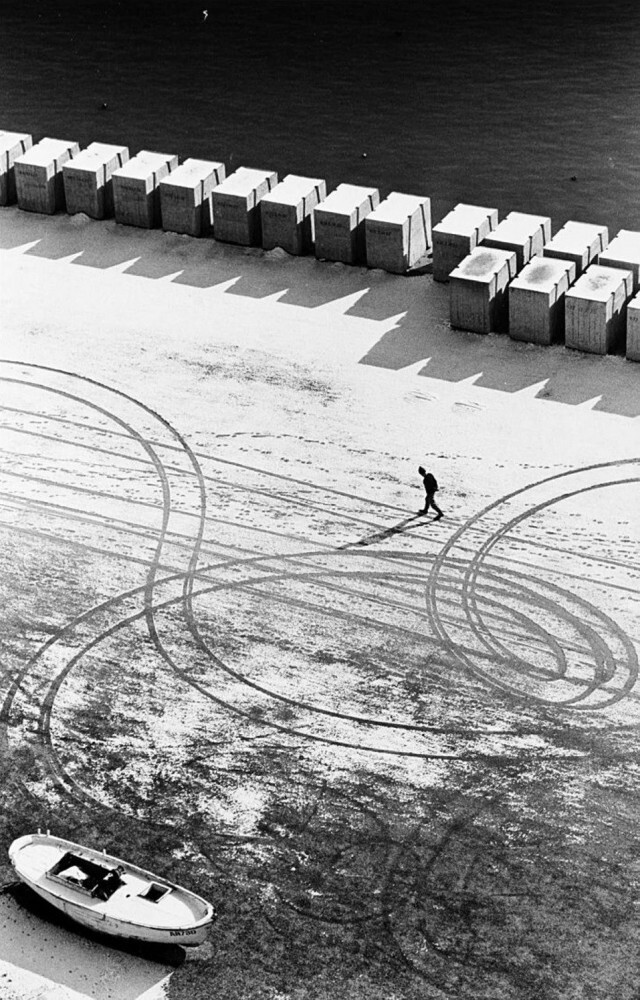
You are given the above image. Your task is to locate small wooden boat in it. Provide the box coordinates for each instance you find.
[9,832,215,946]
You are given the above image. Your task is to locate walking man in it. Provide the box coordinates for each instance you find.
[418,466,443,519]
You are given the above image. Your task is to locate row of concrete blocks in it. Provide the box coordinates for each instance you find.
[442,207,640,360]
[0,130,431,275]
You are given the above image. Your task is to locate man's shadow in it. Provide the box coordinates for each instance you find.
[339,512,434,549]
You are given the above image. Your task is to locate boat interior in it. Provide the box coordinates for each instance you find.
[45,851,175,905]
[47,851,125,901]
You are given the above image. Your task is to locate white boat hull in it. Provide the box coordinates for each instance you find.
[9,834,214,947]
[26,879,210,945]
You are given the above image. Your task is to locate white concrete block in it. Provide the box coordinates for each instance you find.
[62,142,129,218]
[626,291,640,361]
[432,203,498,282]
[15,137,79,214]
[565,264,633,355]
[482,211,551,271]
[364,191,431,273]
[449,247,517,334]
[508,255,576,345]
[313,183,380,265]
[159,158,226,237]
[211,167,278,246]
[597,229,640,293]
[112,150,178,229]
[0,130,32,205]
[260,174,327,255]
[542,220,608,276]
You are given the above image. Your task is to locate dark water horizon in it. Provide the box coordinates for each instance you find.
[2,0,640,235]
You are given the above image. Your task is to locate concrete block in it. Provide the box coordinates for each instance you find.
[449,247,517,334]
[597,229,640,293]
[15,137,79,214]
[508,255,576,345]
[482,211,551,272]
[432,203,498,282]
[313,183,380,265]
[211,167,278,246]
[542,220,608,276]
[565,264,633,355]
[626,292,640,361]
[364,191,432,273]
[260,174,327,255]
[0,130,32,205]
[112,150,178,229]
[159,157,226,237]
[62,142,129,219]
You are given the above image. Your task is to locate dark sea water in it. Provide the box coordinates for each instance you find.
[2,0,640,235]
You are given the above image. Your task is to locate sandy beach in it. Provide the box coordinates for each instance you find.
[1,204,639,999]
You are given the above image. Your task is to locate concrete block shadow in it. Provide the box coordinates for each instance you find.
[357,283,640,417]
[2,207,638,417]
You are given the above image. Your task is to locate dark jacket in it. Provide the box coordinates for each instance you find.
[423,472,438,493]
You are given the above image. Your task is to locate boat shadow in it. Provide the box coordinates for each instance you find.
[5,881,187,966]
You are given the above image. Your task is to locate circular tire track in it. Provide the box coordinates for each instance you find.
[3,361,639,830]
[1,363,481,827]
[426,462,640,708]
[0,360,207,819]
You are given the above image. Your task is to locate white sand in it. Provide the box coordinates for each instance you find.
[0,208,639,998]
[0,891,171,1000]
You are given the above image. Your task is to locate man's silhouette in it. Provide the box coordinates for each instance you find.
[418,466,443,519]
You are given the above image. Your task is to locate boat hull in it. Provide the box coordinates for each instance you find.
[25,879,210,945]
[9,834,214,947]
